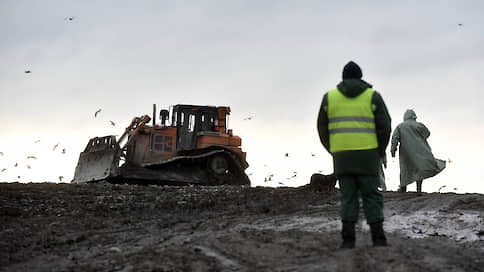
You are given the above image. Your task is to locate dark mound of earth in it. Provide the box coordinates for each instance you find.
[1,182,483,271]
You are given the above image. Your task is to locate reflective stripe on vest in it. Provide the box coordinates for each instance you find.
[327,88,378,152]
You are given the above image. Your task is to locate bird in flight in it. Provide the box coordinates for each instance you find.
[95,109,102,118]
[285,153,289,157]
[0,151,3,156]
[438,185,446,193]
[311,153,315,157]
[53,143,60,151]
[243,116,254,121]
[1,168,6,172]
[59,176,64,181]
[34,139,41,144]
[62,148,66,154]
[458,23,463,26]
[27,165,31,169]
[27,156,37,160]
[64,16,76,21]
[24,70,32,74]
[14,163,18,167]
[109,120,116,126]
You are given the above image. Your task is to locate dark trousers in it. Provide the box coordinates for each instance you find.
[339,175,384,224]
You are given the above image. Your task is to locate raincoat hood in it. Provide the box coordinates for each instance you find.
[404,109,417,121]
[336,79,373,98]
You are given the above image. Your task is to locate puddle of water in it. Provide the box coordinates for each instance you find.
[381,210,483,242]
[237,211,483,243]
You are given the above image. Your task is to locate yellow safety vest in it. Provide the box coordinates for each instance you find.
[327,88,378,153]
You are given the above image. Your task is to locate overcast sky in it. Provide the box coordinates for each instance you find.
[1,1,483,193]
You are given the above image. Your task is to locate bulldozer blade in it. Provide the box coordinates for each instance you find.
[72,136,121,183]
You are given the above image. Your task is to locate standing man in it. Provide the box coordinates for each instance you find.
[391,109,446,193]
[317,61,392,248]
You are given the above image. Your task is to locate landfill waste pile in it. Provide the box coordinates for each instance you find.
[1,182,483,271]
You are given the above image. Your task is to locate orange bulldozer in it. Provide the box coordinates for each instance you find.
[72,104,250,186]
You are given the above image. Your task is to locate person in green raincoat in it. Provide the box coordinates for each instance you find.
[390,109,446,192]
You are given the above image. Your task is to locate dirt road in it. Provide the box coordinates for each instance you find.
[1,182,483,271]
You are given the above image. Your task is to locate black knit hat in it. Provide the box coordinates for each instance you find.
[342,61,362,79]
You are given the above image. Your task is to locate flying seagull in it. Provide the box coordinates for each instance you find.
[438,185,447,193]
[109,120,116,126]
[27,165,31,169]
[62,148,66,154]
[27,156,37,160]
[243,116,254,121]
[458,23,463,26]
[95,109,102,118]
[64,16,76,21]
[14,163,18,167]
[0,151,3,156]
[24,70,31,74]
[1,168,6,172]
[34,139,41,144]
[285,153,289,157]
[53,142,60,151]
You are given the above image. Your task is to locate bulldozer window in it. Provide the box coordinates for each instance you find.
[188,114,196,132]
[200,114,215,131]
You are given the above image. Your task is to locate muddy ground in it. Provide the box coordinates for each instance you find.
[1,182,483,272]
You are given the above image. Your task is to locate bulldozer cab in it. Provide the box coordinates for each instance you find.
[172,105,227,151]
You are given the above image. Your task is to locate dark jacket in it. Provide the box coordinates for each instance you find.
[317,79,392,176]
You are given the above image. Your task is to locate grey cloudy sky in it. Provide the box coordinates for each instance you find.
[1,1,483,192]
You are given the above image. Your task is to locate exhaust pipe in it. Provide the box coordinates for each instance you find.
[153,104,156,126]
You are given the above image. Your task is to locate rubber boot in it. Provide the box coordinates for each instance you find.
[340,221,355,249]
[370,221,388,247]
[416,180,423,193]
